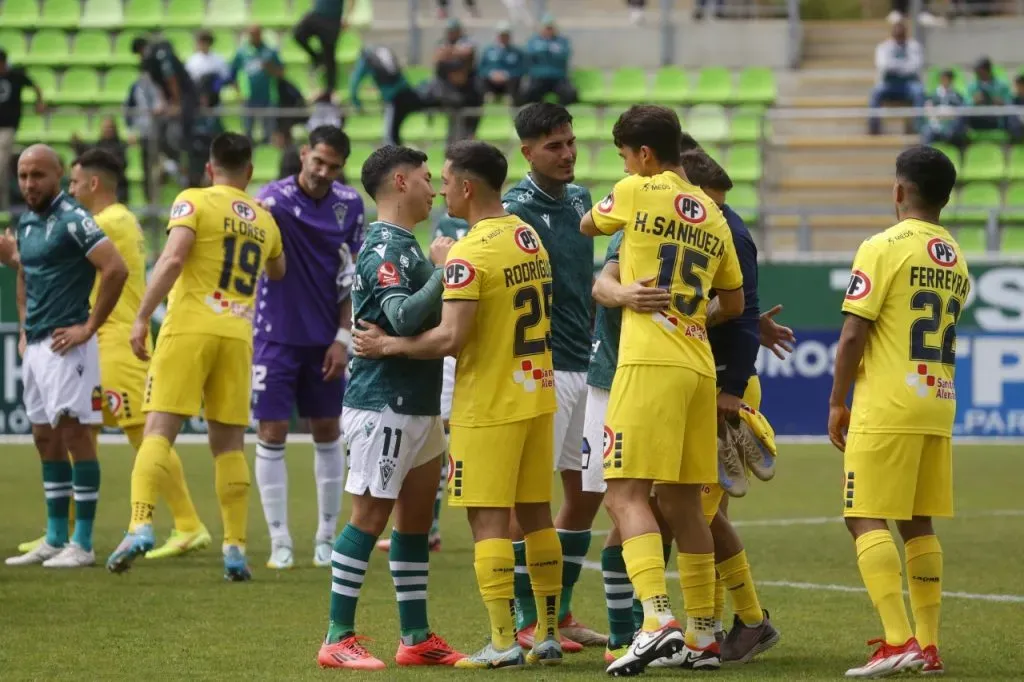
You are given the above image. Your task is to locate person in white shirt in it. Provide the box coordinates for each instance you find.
[868,21,925,135]
[184,30,230,87]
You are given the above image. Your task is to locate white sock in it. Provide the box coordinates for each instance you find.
[314,438,345,543]
[255,440,291,548]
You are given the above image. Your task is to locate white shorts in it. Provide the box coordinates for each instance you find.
[554,370,588,472]
[22,335,102,428]
[581,386,610,494]
[342,406,447,500]
[440,356,456,422]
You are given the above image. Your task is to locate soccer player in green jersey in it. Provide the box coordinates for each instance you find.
[317,145,464,670]
[3,145,127,568]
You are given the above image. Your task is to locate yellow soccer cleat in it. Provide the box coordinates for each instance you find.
[144,525,212,559]
[17,534,46,554]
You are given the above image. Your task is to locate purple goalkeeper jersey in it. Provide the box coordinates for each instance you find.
[254,176,365,347]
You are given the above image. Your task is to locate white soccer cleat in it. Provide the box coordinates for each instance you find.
[605,621,684,676]
[42,542,96,568]
[266,545,295,570]
[313,541,332,567]
[717,424,749,497]
[6,541,63,566]
[845,638,925,678]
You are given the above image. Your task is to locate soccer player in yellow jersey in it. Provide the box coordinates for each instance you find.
[65,149,212,560]
[106,133,286,581]
[354,141,566,669]
[829,146,965,679]
[580,105,745,675]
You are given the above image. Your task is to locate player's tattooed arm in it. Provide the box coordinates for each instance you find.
[354,299,476,360]
[592,261,671,313]
[828,313,872,452]
[130,226,195,361]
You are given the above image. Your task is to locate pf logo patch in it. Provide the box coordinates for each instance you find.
[927,238,958,267]
[232,200,257,222]
[169,200,195,219]
[514,226,540,254]
[444,259,476,289]
[845,270,872,301]
[596,194,615,215]
[105,389,123,416]
[674,193,707,224]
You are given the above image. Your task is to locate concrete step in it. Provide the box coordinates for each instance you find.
[791,70,877,96]
[783,95,871,108]
[770,116,915,137]
[776,134,916,149]
[767,157,891,181]
[802,42,882,61]
[765,178,894,206]
[801,57,876,70]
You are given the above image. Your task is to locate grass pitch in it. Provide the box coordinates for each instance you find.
[1,442,1022,680]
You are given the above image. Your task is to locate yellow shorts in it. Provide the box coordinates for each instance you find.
[144,333,252,427]
[843,431,953,520]
[98,344,149,428]
[605,365,717,485]
[447,412,554,508]
[701,376,763,522]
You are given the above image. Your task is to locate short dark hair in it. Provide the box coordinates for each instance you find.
[360,144,428,199]
[73,147,124,185]
[679,150,733,192]
[940,68,955,80]
[514,102,574,141]
[446,140,508,192]
[896,145,957,209]
[1016,73,1024,86]
[209,132,253,173]
[308,125,351,160]
[679,131,702,155]
[612,105,682,164]
[196,30,214,44]
[130,36,149,54]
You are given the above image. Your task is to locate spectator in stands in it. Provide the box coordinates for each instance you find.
[70,116,128,204]
[966,57,1023,143]
[921,69,967,147]
[0,48,45,210]
[867,21,925,135]
[431,18,483,142]
[478,23,526,104]
[185,30,230,88]
[349,45,424,146]
[190,74,226,187]
[437,0,479,19]
[521,14,578,106]
[228,25,284,143]
[294,0,354,103]
[1014,74,1024,105]
[626,0,647,25]
[124,67,162,203]
[888,0,943,26]
[693,0,724,20]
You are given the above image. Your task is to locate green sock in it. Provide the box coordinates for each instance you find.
[512,540,536,629]
[42,460,72,547]
[602,546,636,648]
[389,530,431,645]
[557,529,592,621]
[71,460,100,551]
[327,524,376,643]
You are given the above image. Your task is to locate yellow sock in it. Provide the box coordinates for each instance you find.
[856,529,913,645]
[905,535,942,648]
[214,451,250,548]
[716,550,764,627]
[525,528,562,642]
[713,572,725,628]
[622,533,672,631]
[473,538,516,649]
[130,435,172,531]
[125,425,202,534]
[677,552,716,648]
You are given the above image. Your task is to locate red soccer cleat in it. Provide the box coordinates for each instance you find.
[845,637,925,678]
[516,622,583,653]
[317,634,386,670]
[921,644,945,675]
[395,633,466,666]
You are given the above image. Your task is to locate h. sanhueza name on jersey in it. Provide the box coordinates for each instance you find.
[443,214,557,426]
[91,203,147,340]
[590,172,743,377]
[163,186,282,341]
[842,219,969,437]
[587,231,623,391]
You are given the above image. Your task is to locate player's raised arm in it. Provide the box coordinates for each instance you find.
[354,298,476,360]
[130,225,195,360]
[581,177,635,237]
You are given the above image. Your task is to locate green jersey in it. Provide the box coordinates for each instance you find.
[16,191,106,343]
[587,232,622,391]
[433,214,469,241]
[344,221,442,416]
[503,176,593,372]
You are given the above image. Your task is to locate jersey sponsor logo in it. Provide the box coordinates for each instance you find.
[514,226,541,254]
[653,311,680,333]
[232,200,257,222]
[170,200,195,219]
[674,193,707,224]
[377,262,400,287]
[444,259,476,289]
[512,358,553,393]
[596,194,615,214]
[845,270,872,301]
[906,362,956,400]
[927,238,958,267]
[105,389,123,416]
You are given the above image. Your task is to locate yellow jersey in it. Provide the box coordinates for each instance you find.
[842,219,969,436]
[591,171,743,377]
[90,203,147,343]
[443,214,557,427]
[162,185,283,342]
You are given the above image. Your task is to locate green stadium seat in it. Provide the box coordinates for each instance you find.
[15,115,46,144]
[123,144,144,182]
[1001,228,1024,252]
[164,30,196,60]
[348,143,374,172]
[81,0,125,27]
[279,33,311,66]
[953,182,1001,224]
[405,65,430,87]
[166,0,206,28]
[29,69,60,100]
[56,67,102,105]
[573,69,606,104]
[39,0,82,28]
[4,1,41,28]
[736,67,776,106]
[570,106,601,142]
[0,30,29,62]
[252,145,282,181]
[73,31,114,67]
[573,146,595,183]
[925,66,967,95]
[961,142,1006,182]
[336,32,361,64]
[728,184,759,223]
[48,113,94,143]
[128,181,146,210]
[207,0,247,28]
[955,227,987,252]
[930,142,961,176]
[422,144,444,178]
[402,113,445,143]
[251,0,292,28]
[507,148,530,179]
[1002,182,1024,224]
[730,107,766,143]
[606,68,648,105]
[593,145,626,183]
[124,0,165,27]
[50,143,74,165]
[221,115,244,133]
[727,144,761,183]
[687,104,729,144]
[1008,146,1024,181]
[24,31,71,67]
[477,112,515,143]
[212,29,240,57]
[344,114,382,142]
[692,67,734,105]
[651,66,689,105]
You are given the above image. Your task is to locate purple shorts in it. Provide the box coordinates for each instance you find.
[252,339,344,421]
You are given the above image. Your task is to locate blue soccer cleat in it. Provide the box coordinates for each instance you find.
[527,637,563,666]
[106,524,156,574]
[223,545,252,582]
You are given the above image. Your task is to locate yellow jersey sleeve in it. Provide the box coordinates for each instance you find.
[265,216,283,260]
[443,239,485,302]
[842,238,895,321]
[167,190,202,233]
[591,175,641,235]
[712,228,743,291]
[92,204,147,336]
